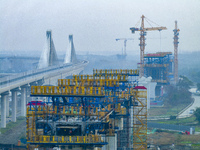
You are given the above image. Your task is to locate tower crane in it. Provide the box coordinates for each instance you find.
[173,20,180,84]
[130,15,167,77]
[116,38,134,56]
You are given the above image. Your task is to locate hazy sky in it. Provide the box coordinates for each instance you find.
[0,0,200,55]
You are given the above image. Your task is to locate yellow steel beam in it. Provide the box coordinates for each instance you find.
[58,79,120,87]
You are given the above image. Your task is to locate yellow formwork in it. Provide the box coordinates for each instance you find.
[58,79,120,87]
[31,86,105,97]
[73,74,129,81]
[27,103,117,118]
[31,85,140,99]
[27,135,103,144]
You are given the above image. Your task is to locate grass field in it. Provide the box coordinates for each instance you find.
[149,102,190,117]
[150,116,196,125]
[0,116,25,134]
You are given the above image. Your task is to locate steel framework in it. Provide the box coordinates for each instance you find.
[143,52,173,85]
[130,15,167,77]
[26,69,147,150]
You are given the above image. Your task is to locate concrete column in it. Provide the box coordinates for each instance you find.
[1,94,7,128]
[130,106,134,149]
[26,87,31,103]
[6,95,9,117]
[102,136,107,150]
[12,90,17,122]
[21,87,26,116]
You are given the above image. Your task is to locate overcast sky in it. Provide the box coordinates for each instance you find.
[0,0,200,55]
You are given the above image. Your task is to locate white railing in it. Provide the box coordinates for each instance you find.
[0,60,88,89]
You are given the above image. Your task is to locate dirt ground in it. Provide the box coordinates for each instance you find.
[148,131,200,149]
[1,119,200,149]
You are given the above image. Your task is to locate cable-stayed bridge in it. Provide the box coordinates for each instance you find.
[0,31,88,128]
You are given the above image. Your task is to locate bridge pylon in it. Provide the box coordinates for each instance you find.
[38,30,59,69]
[64,35,78,64]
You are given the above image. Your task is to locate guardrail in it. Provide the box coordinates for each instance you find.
[0,60,88,88]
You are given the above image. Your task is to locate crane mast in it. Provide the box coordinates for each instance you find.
[173,20,180,84]
[139,15,146,76]
[130,15,167,77]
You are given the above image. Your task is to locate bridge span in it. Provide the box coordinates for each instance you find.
[0,31,88,128]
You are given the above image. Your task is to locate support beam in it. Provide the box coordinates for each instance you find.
[1,94,7,128]
[11,90,17,122]
[21,87,26,116]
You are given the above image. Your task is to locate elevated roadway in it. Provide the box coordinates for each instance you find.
[0,60,88,94]
[0,31,87,128]
[0,60,88,128]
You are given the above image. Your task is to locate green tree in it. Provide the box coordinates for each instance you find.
[194,108,200,123]
[177,75,193,90]
[165,85,192,106]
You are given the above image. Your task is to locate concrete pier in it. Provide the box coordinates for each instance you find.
[11,90,17,122]
[6,95,9,117]
[1,94,7,128]
[106,134,117,150]
[21,87,26,116]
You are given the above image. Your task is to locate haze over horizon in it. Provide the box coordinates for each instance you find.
[0,0,200,56]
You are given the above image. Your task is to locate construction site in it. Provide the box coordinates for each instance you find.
[27,69,147,150]
[24,15,180,150]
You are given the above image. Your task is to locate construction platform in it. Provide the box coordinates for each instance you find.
[26,69,147,150]
[143,52,173,85]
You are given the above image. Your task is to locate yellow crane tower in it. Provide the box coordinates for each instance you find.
[130,15,167,77]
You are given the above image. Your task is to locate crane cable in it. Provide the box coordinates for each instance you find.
[145,17,163,52]
[160,31,162,52]
[135,18,141,27]
[145,17,162,27]
[145,18,153,27]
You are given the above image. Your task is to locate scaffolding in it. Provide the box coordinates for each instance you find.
[26,69,147,150]
[143,52,173,85]
[133,86,147,149]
